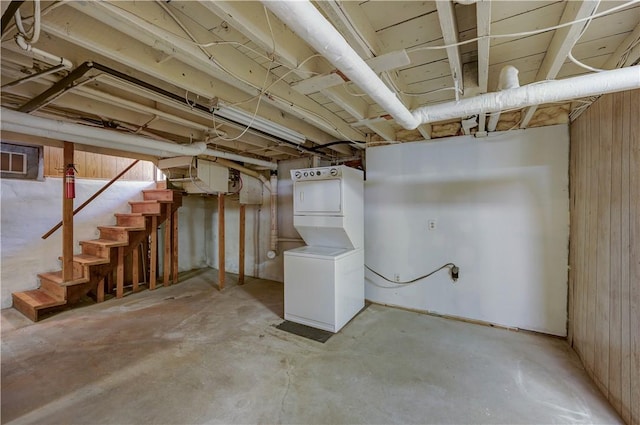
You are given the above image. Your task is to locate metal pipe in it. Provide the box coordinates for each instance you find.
[264,0,640,129]
[14,34,73,70]
[487,65,519,132]
[262,0,421,130]
[413,65,640,124]
[1,63,67,88]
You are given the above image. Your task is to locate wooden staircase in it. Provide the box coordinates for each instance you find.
[12,183,183,321]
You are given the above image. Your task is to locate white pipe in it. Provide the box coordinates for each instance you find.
[267,174,278,259]
[2,107,207,157]
[487,65,520,132]
[15,34,73,69]
[265,1,640,129]
[413,66,640,124]
[262,0,421,130]
[1,108,279,168]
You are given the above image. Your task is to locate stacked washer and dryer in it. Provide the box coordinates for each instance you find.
[284,165,364,333]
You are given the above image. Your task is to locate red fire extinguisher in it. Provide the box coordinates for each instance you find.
[65,163,77,199]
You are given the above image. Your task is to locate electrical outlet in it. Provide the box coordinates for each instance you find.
[428,219,437,231]
[394,273,400,282]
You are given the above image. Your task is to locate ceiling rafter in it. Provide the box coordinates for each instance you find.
[197,0,327,80]
[36,9,342,151]
[520,0,600,129]
[435,0,464,96]
[316,0,434,141]
[63,1,364,149]
[476,0,492,133]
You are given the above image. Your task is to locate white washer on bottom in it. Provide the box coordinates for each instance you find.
[284,246,364,333]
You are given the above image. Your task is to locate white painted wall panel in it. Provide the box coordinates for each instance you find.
[364,125,569,336]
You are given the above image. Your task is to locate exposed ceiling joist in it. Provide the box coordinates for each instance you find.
[436,0,464,95]
[198,0,325,80]
[604,23,640,69]
[364,120,396,142]
[64,1,364,146]
[520,0,600,128]
[476,0,492,133]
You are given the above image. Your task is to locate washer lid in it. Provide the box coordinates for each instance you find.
[285,245,354,259]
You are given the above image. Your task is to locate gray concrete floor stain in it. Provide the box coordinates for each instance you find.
[1,269,621,424]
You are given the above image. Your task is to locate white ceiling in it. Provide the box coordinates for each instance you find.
[1,0,639,165]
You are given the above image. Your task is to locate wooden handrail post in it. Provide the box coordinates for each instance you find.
[42,159,140,239]
[62,142,74,281]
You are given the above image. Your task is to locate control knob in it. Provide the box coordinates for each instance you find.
[294,171,301,179]
[330,168,338,176]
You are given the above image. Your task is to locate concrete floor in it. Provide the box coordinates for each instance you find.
[2,269,621,424]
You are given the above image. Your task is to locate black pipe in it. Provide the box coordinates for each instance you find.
[308,140,357,151]
[18,60,345,156]
[1,0,25,35]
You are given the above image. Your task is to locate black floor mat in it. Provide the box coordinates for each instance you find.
[275,321,334,343]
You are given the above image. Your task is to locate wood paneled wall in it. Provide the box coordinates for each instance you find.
[569,89,639,425]
[43,146,156,181]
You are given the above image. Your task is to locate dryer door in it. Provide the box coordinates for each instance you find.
[293,178,342,215]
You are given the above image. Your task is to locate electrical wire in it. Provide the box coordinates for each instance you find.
[365,262,458,286]
[407,0,640,54]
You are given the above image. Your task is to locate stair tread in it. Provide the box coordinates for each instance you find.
[98,225,145,231]
[79,238,128,248]
[13,290,66,308]
[37,270,89,285]
[58,254,110,265]
[129,200,159,204]
[114,212,144,217]
[142,189,177,193]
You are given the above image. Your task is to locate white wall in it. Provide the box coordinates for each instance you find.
[365,125,569,336]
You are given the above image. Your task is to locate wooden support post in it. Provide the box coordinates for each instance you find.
[132,245,140,292]
[62,142,74,281]
[172,209,179,284]
[218,193,225,290]
[97,278,105,303]
[116,246,124,298]
[150,216,158,290]
[163,204,171,287]
[239,204,246,285]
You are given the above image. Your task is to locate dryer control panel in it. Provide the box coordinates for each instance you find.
[291,166,341,181]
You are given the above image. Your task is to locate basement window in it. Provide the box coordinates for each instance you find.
[0,142,43,180]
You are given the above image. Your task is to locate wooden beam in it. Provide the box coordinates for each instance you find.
[520,0,600,128]
[218,193,225,290]
[476,0,492,133]
[62,142,74,281]
[150,216,158,290]
[436,0,464,94]
[603,23,640,69]
[172,209,179,285]
[116,247,124,298]
[239,204,246,285]
[365,120,396,142]
[132,245,140,292]
[97,278,105,303]
[62,1,365,143]
[163,204,172,287]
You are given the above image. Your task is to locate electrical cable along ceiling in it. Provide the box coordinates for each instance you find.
[1,0,639,166]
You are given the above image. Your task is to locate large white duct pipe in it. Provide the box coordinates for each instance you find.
[413,66,640,124]
[2,107,207,157]
[262,0,421,130]
[265,0,640,129]
[267,174,278,259]
[487,65,520,132]
[1,108,278,168]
